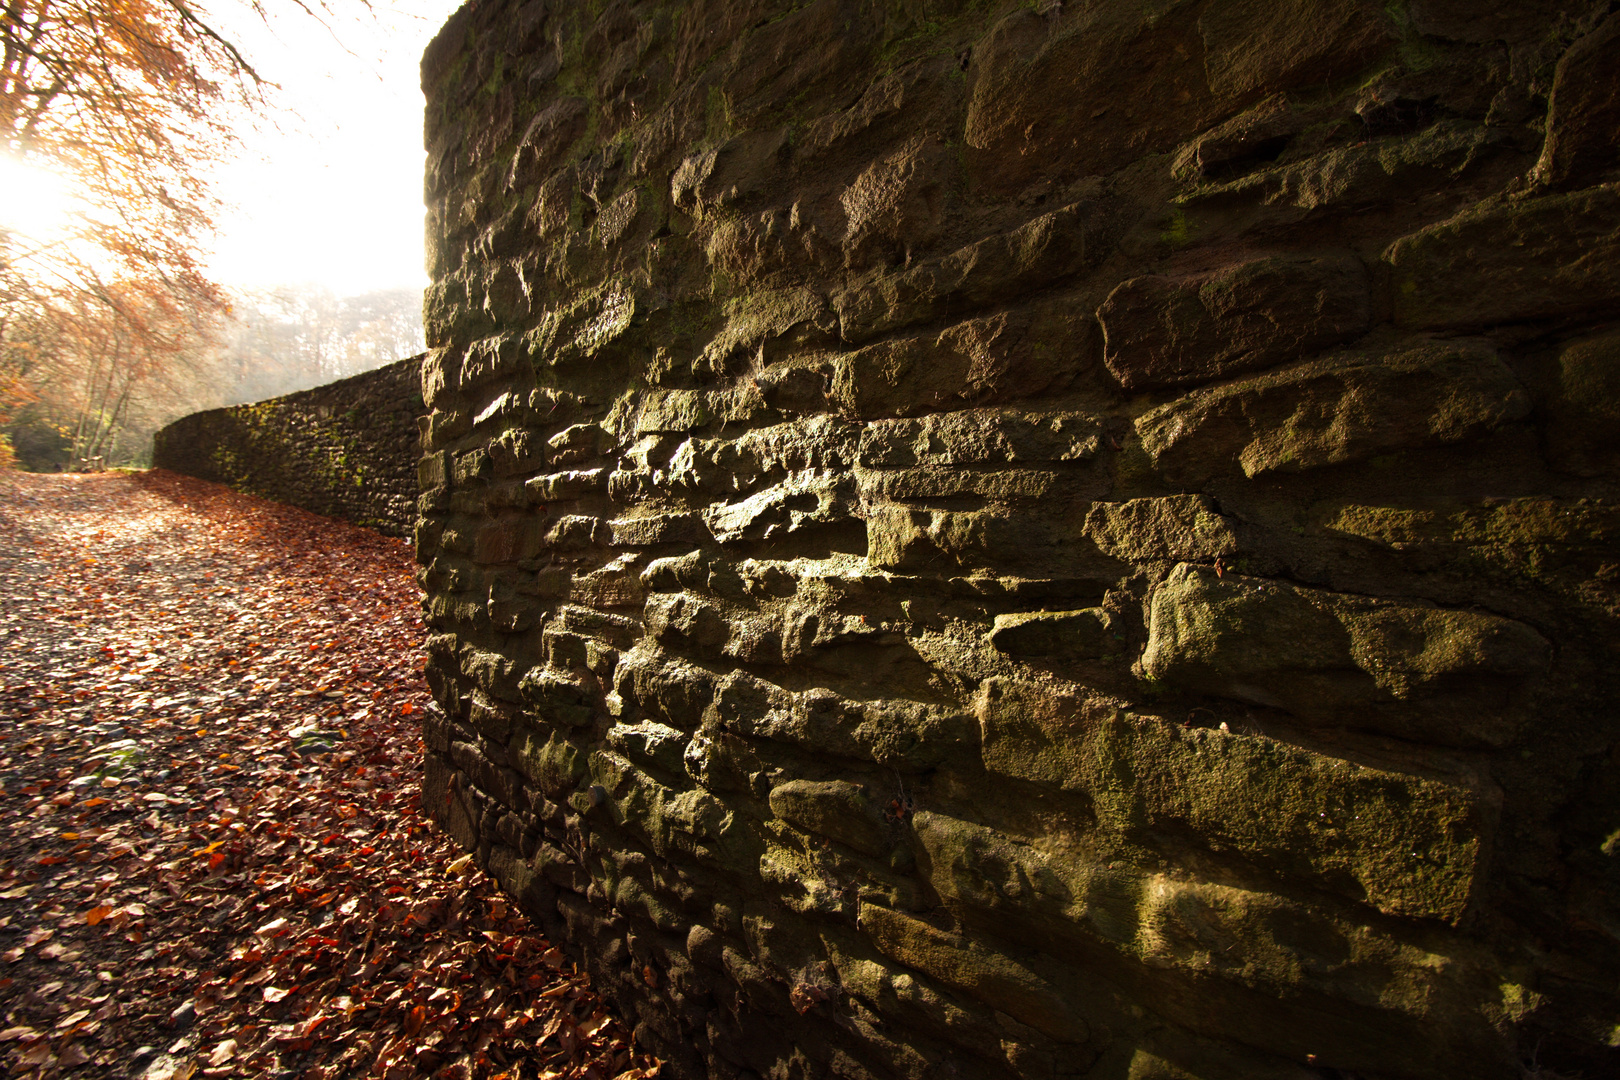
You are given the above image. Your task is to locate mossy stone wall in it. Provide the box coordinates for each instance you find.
[152,355,425,537]
[418,1,1620,1077]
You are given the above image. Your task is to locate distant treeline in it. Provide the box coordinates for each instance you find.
[2,283,424,472]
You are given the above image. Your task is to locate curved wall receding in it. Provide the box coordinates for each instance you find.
[417,2,1620,1077]
[153,355,425,537]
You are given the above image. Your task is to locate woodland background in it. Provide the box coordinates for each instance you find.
[0,1,428,475]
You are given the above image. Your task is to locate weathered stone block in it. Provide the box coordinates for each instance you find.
[418,450,448,490]
[543,514,608,551]
[1199,0,1393,99]
[988,609,1118,660]
[645,593,733,651]
[974,680,1485,921]
[1140,563,1549,747]
[1534,13,1620,191]
[593,750,751,869]
[963,7,1212,192]
[1135,340,1529,484]
[1098,254,1371,391]
[509,724,587,801]
[1544,330,1620,476]
[1386,184,1620,331]
[608,512,710,547]
[858,409,1100,468]
[866,506,1036,573]
[613,649,716,731]
[768,779,889,857]
[472,515,546,563]
[518,669,597,729]
[607,720,689,777]
[710,673,978,770]
[450,739,523,810]
[457,644,523,702]
[834,202,1108,344]
[630,387,766,435]
[700,473,851,545]
[1083,495,1241,563]
[525,468,610,503]
[858,903,1088,1046]
[831,307,1089,421]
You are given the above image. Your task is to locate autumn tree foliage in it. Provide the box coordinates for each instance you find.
[0,2,255,465]
[0,2,365,469]
[0,1,252,282]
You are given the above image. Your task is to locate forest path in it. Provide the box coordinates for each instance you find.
[0,471,655,1080]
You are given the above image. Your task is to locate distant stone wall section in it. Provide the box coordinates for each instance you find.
[418,2,1620,1079]
[152,355,425,537]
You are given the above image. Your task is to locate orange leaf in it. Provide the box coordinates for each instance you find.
[405,1005,426,1037]
[194,840,224,857]
[80,798,108,809]
[85,906,112,927]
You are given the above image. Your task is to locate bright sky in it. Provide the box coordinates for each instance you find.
[203,0,467,297]
[0,155,74,244]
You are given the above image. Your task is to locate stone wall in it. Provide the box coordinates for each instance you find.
[153,356,425,537]
[416,2,1620,1077]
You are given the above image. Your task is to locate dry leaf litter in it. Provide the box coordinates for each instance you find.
[0,470,660,1080]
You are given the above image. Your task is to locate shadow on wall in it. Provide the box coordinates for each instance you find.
[152,353,426,538]
[417,1,1620,1078]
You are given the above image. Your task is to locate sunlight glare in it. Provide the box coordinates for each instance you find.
[201,0,465,296]
[0,155,77,241]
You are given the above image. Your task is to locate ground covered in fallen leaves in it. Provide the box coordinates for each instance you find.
[0,470,658,1080]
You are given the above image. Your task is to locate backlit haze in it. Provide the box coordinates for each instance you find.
[183,0,460,297]
[0,2,465,296]
[0,155,74,241]
[205,0,467,296]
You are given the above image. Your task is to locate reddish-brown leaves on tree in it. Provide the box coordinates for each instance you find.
[0,470,659,1080]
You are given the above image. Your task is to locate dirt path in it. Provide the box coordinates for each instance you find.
[0,471,656,1080]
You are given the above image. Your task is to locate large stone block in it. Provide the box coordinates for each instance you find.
[858,409,1100,468]
[964,7,1209,193]
[1083,495,1241,563]
[865,505,1038,574]
[989,608,1117,660]
[1543,330,1620,476]
[1386,184,1620,331]
[831,306,1092,420]
[509,723,588,800]
[1534,13,1620,191]
[974,679,1486,921]
[768,779,890,857]
[1198,0,1393,99]
[1135,340,1529,484]
[700,472,853,545]
[1098,254,1370,391]
[834,201,1108,344]
[709,673,977,770]
[858,903,1089,1046]
[1139,563,1550,747]
[909,811,1504,1072]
